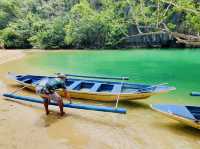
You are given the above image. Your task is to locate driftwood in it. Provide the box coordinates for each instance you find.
[170,32,200,47]
[176,38,200,46]
[171,32,200,41]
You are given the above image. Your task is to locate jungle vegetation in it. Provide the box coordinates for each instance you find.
[0,0,200,49]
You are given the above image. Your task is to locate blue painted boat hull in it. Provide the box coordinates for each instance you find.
[3,93,126,114]
[151,104,200,129]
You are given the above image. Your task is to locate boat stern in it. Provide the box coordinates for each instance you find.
[153,85,176,94]
[151,104,200,129]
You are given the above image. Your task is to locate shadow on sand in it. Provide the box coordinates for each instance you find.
[40,111,69,127]
[153,120,200,137]
[120,100,150,109]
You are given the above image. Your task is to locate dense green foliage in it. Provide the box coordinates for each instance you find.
[0,0,200,49]
[64,0,128,48]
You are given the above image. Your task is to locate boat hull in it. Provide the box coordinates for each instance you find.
[151,104,200,130]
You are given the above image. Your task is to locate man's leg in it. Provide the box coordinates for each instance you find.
[41,94,50,115]
[51,92,65,116]
[58,99,65,116]
[36,87,50,115]
[64,90,72,104]
[43,97,50,115]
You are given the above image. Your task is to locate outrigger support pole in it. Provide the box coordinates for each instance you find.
[61,73,129,81]
[115,77,125,109]
[3,93,127,114]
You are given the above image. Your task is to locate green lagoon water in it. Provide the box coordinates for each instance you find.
[3,49,200,105]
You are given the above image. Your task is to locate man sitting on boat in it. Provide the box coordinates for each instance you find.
[36,73,71,116]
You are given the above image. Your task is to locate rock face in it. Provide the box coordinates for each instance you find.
[122,32,181,48]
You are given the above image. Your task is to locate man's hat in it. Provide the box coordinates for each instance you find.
[56,73,66,78]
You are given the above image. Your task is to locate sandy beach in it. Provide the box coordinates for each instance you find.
[0,50,26,65]
[0,50,199,149]
[0,50,70,149]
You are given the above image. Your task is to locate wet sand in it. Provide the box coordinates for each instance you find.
[0,51,200,149]
[0,50,25,65]
[0,51,69,149]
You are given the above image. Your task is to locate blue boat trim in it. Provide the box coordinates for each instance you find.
[90,83,102,92]
[112,85,122,93]
[190,92,200,96]
[3,93,127,114]
[186,106,200,120]
[151,104,200,121]
[68,81,82,90]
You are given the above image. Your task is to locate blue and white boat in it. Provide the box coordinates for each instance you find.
[8,72,176,102]
[151,104,200,129]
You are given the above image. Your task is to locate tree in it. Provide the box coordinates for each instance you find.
[29,17,67,49]
[1,0,200,48]
[65,0,128,48]
[0,0,21,29]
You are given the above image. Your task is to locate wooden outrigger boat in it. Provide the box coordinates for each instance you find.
[8,73,176,102]
[151,104,200,129]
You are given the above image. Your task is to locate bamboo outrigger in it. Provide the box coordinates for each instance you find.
[3,93,126,114]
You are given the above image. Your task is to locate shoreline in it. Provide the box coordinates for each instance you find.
[0,50,25,65]
[2,48,200,51]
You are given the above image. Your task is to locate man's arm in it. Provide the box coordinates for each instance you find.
[64,89,72,103]
[60,78,72,103]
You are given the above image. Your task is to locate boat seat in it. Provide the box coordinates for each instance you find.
[32,80,41,85]
[23,78,32,84]
[67,81,82,90]
[90,83,102,92]
[111,85,122,93]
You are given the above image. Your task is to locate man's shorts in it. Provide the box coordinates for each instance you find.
[48,92,62,102]
[36,86,61,102]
